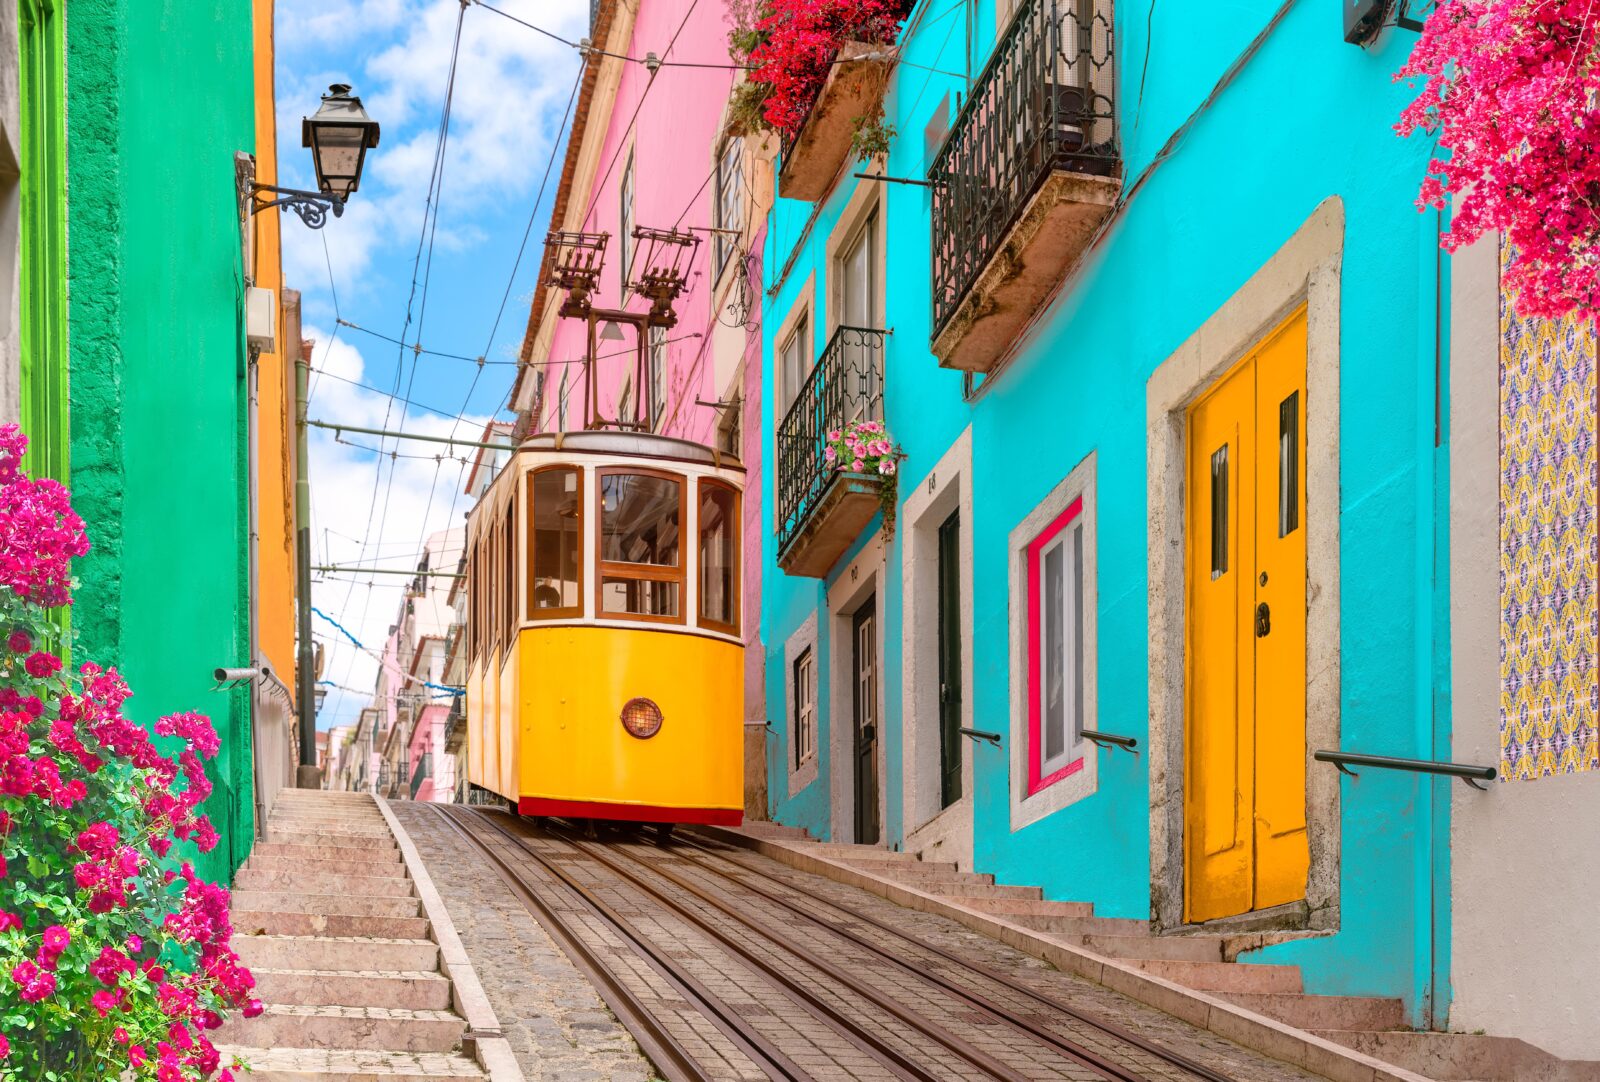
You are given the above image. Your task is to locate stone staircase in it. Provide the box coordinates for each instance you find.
[219,790,485,1081]
[728,821,1600,1082]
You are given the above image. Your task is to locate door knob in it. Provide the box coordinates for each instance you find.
[1255,602,1271,638]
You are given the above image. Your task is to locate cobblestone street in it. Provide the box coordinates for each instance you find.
[393,805,1332,1081]
[391,802,658,1082]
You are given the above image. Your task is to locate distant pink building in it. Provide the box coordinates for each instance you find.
[510,0,770,814]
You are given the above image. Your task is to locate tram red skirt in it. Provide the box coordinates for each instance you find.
[518,797,743,826]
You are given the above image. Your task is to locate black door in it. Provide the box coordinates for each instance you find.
[852,597,880,845]
[938,510,962,808]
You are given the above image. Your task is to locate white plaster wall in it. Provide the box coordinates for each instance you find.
[1447,233,1600,1061]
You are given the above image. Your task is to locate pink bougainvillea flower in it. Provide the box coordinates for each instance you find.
[1396,1,1600,318]
[6,630,29,653]
[24,650,61,679]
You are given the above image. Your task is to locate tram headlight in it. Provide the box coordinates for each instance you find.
[620,697,664,739]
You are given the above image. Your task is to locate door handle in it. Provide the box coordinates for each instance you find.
[1255,602,1271,638]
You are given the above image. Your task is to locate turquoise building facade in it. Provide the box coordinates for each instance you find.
[758,0,1455,1031]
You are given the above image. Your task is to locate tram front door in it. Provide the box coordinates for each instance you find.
[852,597,880,845]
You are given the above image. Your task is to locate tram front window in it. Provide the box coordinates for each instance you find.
[528,467,582,616]
[599,471,684,619]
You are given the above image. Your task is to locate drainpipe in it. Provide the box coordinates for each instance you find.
[294,318,321,787]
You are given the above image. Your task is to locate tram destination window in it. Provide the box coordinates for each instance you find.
[528,467,582,617]
[699,481,740,633]
[599,471,684,621]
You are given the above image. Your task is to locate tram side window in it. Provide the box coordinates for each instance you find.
[599,471,683,620]
[502,497,517,640]
[699,481,740,633]
[528,468,582,617]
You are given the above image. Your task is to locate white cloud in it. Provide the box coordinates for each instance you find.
[279,0,587,296]
[303,328,490,727]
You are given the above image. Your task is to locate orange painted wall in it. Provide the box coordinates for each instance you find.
[253,0,297,696]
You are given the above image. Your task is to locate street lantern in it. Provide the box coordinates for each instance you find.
[303,84,381,200]
[246,83,381,229]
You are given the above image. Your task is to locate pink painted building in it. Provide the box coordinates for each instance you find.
[510,0,771,814]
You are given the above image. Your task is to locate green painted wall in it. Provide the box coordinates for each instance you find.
[66,2,257,881]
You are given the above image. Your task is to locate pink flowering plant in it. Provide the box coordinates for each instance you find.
[0,425,258,1078]
[1396,1,1600,318]
[824,419,905,535]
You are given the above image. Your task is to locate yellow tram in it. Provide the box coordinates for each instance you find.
[463,430,745,825]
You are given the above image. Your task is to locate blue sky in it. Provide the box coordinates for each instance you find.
[274,0,587,731]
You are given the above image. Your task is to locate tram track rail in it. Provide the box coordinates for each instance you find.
[442,804,1245,1082]
[427,804,799,1081]
[669,832,1239,1082]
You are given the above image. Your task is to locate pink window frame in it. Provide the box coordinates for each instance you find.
[1026,495,1086,795]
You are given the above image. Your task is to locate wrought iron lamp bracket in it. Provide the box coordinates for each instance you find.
[250,183,346,229]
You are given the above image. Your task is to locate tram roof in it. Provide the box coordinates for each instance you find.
[518,430,743,471]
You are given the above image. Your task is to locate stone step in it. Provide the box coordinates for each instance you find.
[1221,991,1406,1032]
[808,844,915,860]
[1073,932,1225,963]
[268,825,393,845]
[921,883,1043,902]
[213,1047,483,1082]
[736,821,811,841]
[1128,958,1302,994]
[233,891,422,919]
[840,855,957,871]
[951,896,1098,919]
[235,868,417,898]
[234,911,433,941]
[254,841,403,864]
[1011,913,1153,936]
[841,860,989,884]
[265,831,399,851]
[253,969,453,1011]
[270,816,392,825]
[220,1005,464,1053]
[247,855,410,880]
[1316,1030,1600,1082]
[231,936,440,974]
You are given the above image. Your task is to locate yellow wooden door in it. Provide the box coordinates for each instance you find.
[1185,308,1309,923]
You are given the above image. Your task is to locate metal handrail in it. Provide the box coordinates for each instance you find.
[1082,729,1137,753]
[928,0,1118,340]
[1314,750,1497,790]
[776,325,886,553]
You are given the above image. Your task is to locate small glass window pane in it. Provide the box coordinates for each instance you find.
[794,648,815,766]
[601,473,680,566]
[600,577,679,617]
[529,469,581,614]
[1210,444,1229,579]
[1042,539,1065,763]
[1279,391,1300,537]
[699,484,738,629]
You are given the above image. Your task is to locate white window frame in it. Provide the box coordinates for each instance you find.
[619,148,635,295]
[713,137,744,279]
[784,611,821,797]
[1009,453,1099,832]
[1035,518,1084,779]
[778,307,811,417]
[795,648,816,767]
[648,326,667,431]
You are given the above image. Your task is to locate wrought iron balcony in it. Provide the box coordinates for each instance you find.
[928,0,1119,371]
[410,752,431,800]
[777,326,885,578]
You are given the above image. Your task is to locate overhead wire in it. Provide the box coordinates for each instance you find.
[331,0,470,714]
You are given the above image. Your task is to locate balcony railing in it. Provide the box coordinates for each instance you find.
[410,752,431,800]
[929,0,1116,344]
[777,325,885,557]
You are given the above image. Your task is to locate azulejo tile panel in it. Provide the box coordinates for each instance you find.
[1499,244,1599,781]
